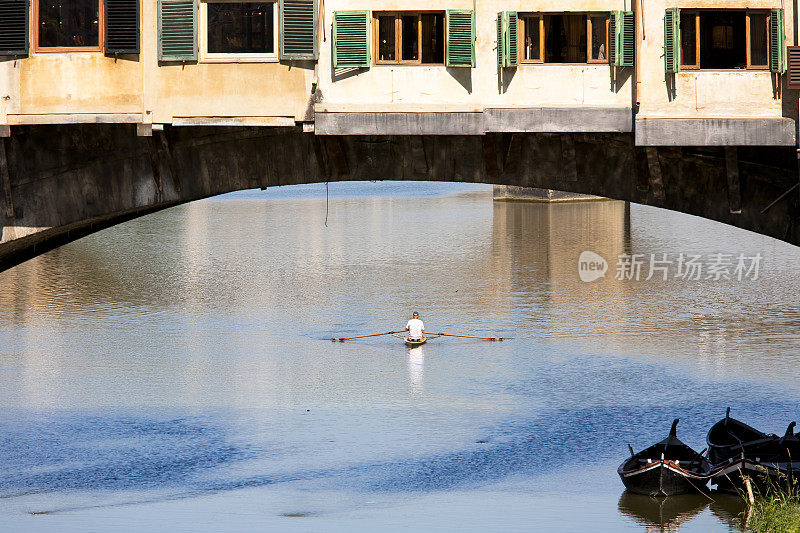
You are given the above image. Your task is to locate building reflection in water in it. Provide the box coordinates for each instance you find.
[490,199,632,342]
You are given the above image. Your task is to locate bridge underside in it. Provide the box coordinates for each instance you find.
[1,124,799,271]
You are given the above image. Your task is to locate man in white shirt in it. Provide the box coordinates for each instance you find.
[405,312,425,340]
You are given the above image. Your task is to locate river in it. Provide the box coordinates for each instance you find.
[0,182,799,532]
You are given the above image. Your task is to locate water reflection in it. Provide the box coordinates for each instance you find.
[617,491,747,533]
[0,185,798,532]
[406,345,425,393]
[618,492,710,532]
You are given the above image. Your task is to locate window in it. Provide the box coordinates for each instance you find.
[374,12,444,64]
[35,0,103,51]
[200,0,278,61]
[680,10,769,69]
[519,13,608,64]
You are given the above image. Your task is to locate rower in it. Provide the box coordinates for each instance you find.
[405,312,425,340]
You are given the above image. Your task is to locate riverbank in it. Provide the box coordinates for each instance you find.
[747,481,800,533]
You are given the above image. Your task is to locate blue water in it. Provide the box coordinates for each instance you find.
[0,182,797,531]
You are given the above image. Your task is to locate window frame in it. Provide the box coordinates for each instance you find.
[518,12,609,65]
[679,9,700,70]
[679,9,770,71]
[745,10,769,69]
[518,14,544,64]
[372,11,444,66]
[586,14,610,64]
[199,0,279,63]
[33,0,105,53]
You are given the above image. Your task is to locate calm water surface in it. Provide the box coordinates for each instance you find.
[1,182,799,532]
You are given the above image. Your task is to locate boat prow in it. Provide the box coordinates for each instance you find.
[618,419,712,496]
[404,336,427,347]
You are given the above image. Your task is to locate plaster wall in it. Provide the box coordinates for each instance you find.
[317,0,634,112]
[2,0,314,125]
[636,0,793,119]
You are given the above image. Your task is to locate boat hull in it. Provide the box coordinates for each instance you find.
[404,337,426,347]
[619,461,710,497]
[710,459,798,493]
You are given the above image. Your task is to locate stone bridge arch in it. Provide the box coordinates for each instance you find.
[1,124,798,271]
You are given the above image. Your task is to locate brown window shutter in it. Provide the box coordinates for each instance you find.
[787,46,800,89]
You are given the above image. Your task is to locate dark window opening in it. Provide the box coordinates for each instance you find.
[377,15,395,61]
[374,12,444,64]
[680,12,697,66]
[421,13,444,63]
[522,16,540,61]
[749,12,768,66]
[401,15,418,61]
[544,14,586,63]
[207,2,274,54]
[589,16,607,60]
[699,11,745,69]
[38,0,100,48]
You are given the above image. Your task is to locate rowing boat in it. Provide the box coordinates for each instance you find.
[707,409,800,492]
[404,336,427,347]
[618,419,712,496]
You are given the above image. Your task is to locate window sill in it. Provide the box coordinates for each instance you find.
[519,62,609,66]
[677,68,770,73]
[200,55,279,63]
[33,48,104,54]
[374,63,446,67]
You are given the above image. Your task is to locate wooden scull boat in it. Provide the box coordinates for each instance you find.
[707,409,799,492]
[618,419,712,496]
[404,337,427,347]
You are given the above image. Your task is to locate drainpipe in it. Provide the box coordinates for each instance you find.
[635,0,643,108]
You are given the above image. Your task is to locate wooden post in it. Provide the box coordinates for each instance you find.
[561,135,578,182]
[325,136,349,176]
[0,138,14,219]
[645,147,666,201]
[482,134,499,181]
[156,130,181,193]
[725,146,742,214]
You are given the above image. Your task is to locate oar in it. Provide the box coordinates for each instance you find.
[427,332,506,341]
[331,331,399,342]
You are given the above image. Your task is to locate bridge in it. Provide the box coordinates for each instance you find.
[1,0,800,270]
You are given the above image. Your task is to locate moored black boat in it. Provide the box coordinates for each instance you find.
[618,419,712,496]
[707,409,799,492]
[707,408,773,465]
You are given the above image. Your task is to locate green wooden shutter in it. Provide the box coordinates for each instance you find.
[497,12,517,67]
[608,13,617,65]
[0,0,29,56]
[620,11,634,66]
[446,10,475,67]
[333,10,370,68]
[158,0,197,61]
[506,12,518,67]
[496,13,502,65]
[664,8,680,73]
[770,8,786,73]
[610,11,634,67]
[105,0,140,54]
[280,0,317,60]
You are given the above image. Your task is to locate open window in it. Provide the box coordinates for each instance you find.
[680,10,768,69]
[35,0,103,51]
[200,0,278,61]
[519,13,608,64]
[373,12,444,64]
